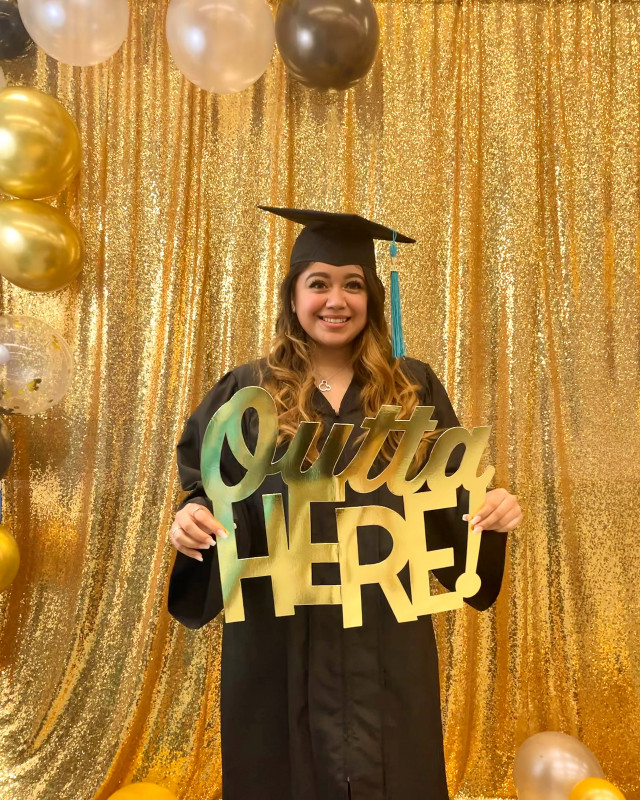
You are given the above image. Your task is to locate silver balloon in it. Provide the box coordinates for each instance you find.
[18,0,129,67]
[0,315,73,415]
[166,0,275,94]
[514,732,605,800]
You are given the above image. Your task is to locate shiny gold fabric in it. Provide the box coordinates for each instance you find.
[0,0,638,798]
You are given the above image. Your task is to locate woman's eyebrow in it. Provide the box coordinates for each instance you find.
[305,272,330,281]
[305,272,364,281]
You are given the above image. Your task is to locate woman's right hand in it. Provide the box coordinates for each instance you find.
[169,502,228,562]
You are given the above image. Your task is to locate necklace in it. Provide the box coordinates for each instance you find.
[316,365,350,393]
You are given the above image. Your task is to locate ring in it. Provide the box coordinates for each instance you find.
[169,526,181,541]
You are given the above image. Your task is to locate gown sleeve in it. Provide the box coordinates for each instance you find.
[168,370,240,629]
[419,362,508,612]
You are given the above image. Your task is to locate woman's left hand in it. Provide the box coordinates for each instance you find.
[463,488,522,533]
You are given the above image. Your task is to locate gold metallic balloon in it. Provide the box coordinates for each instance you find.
[0,523,19,592]
[0,86,81,199]
[0,199,83,291]
[570,779,627,800]
[107,783,178,800]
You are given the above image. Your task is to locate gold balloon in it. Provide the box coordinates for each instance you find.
[570,779,627,800]
[0,87,81,199]
[0,199,83,291]
[107,783,178,800]
[0,523,19,592]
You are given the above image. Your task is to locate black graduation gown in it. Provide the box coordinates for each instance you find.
[168,358,507,800]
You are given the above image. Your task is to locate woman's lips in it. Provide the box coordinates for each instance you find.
[318,316,350,328]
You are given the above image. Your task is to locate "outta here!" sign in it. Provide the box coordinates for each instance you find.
[201,386,494,629]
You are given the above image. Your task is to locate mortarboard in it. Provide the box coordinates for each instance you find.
[257,206,415,270]
[259,206,415,357]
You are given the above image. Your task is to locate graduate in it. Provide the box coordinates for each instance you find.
[167,207,522,800]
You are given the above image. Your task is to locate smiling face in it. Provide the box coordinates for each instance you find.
[292,262,368,353]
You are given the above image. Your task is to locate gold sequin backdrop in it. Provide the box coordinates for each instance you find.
[0,0,638,798]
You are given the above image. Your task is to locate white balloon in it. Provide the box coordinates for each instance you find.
[18,0,130,67]
[166,0,275,94]
[514,732,605,800]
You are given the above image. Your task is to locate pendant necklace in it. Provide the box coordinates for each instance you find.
[317,365,350,393]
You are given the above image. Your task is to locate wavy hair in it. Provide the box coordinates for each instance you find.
[260,261,435,466]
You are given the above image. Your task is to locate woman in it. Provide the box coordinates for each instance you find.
[168,207,522,800]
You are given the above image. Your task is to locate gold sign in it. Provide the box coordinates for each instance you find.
[201,386,494,628]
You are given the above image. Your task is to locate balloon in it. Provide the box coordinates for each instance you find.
[0,523,19,592]
[0,417,13,478]
[0,200,83,291]
[18,0,129,67]
[275,0,379,91]
[570,779,627,800]
[514,732,605,800]
[0,315,73,415]
[0,66,6,89]
[0,1,33,60]
[107,783,178,800]
[166,0,275,94]
[0,87,81,200]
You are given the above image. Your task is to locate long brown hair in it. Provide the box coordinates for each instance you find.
[261,261,432,464]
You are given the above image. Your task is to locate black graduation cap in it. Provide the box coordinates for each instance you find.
[258,206,415,270]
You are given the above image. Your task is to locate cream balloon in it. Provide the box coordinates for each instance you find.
[166,0,275,94]
[514,732,605,800]
[18,0,129,67]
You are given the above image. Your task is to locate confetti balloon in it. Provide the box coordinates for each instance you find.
[107,783,178,800]
[570,779,627,800]
[0,523,19,592]
[0,87,82,200]
[514,732,605,800]
[0,315,73,415]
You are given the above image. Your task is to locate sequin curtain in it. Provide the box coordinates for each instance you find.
[0,0,638,798]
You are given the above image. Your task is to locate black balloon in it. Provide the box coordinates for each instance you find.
[0,417,13,479]
[0,1,32,61]
[276,0,380,91]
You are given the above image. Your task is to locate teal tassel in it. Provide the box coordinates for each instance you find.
[390,269,406,358]
[389,230,405,358]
